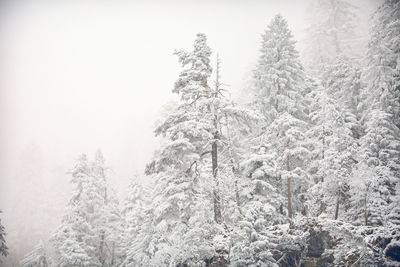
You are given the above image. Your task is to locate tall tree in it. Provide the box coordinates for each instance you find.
[245,14,311,224]
[121,179,151,266]
[51,154,99,266]
[354,0,400,226]
[143,33,220,265]
[51,152,123,266]
[306,58,361,220]
[91,150,125,266]
[143,33,257,266]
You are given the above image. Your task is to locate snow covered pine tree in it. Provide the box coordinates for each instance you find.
[354,0,400,227]
[51,152,124,266]
[244,14,311,225]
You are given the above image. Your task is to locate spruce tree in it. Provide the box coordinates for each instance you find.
[142,33,257,266]
[354,0,400,226]
[51,152,123,266]
[245,14,311,224]
[143,33,220,266]
[306,58,361,220]
[121,179,151,266]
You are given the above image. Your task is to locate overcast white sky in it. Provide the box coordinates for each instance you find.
[0,0,312,208]
[0,0,379,264]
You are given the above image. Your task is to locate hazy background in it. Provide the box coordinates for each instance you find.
[0,0,380,265]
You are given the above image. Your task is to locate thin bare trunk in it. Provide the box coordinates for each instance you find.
[110,243,115,266]
[320,127,325,216]
[286,153,292,220]
[319,196,325,215]
[99,231,105,266]
[212,55,222,224]
[212,131,222,224]
[235,180,243,218]
[364,184,369,226]
[334,190,340,220]
[285,139,293,224]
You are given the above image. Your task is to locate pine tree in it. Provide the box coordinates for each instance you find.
[142,33,258,266]
[51,152,124,266]
[245,14,311,224]
[348,162,386,226]
[306,58,361,220]
[354,0,400,226]
[142,33,219,266]
[121,178,151,266]
[91,150,124,266]
[51,154,100,266]
[321,57,361,138]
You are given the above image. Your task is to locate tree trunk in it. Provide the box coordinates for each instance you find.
[110,243,115,266]
[334,189,340,220]
[212,56,222,225]
[230,164,243,219]
[99,230,105,266]
[320,195,325,216]
[286,153,292,220]
[320,127,325,216]
[212,134,222,224]
[235,180,243,218]
[364,186,369,226]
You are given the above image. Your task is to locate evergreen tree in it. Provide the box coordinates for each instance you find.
[121,178,151,266]
[321,57,361,138]
[143,33,220,266]
[51,152,124,266]
[348,162,386,226]
[245,14,311,224]
[142,33,257,266]
[91,150,125,266]
[354,0,400,226]
[306,58,361,220]
[51,154,99,266]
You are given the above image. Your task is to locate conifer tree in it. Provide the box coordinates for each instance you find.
[245,14,311,224]
[354,0,400,226]
[51,154,98,266]
[51,152,124,266]
[143,33,257,266]
[121,179,151,266]
[306,58,361,220]
[143,33,220,265]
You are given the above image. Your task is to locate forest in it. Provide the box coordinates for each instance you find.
[1,0,400,266]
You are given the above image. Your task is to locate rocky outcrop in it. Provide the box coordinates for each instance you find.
[385,241,400,262]
[265,218,399,267]
[188,218,399,266]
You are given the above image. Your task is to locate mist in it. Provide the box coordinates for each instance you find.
[0,0,381,265]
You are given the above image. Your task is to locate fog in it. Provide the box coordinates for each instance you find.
[0,0,380,265]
